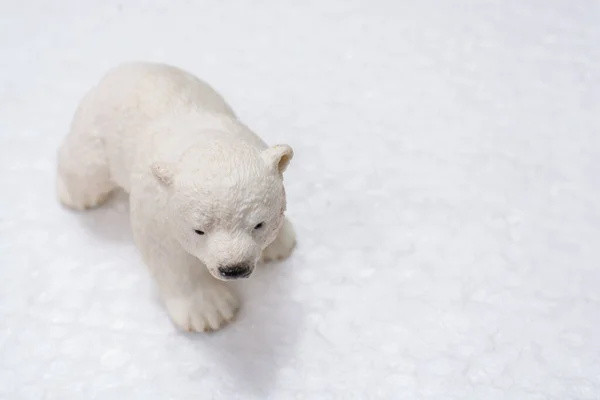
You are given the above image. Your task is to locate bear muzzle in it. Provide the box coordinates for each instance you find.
[218,263,253,279]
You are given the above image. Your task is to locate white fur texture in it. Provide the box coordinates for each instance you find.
[56,62,296,332]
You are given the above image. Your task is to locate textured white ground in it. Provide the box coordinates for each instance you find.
[1,1,600,399]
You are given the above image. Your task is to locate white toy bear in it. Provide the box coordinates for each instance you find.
[56,62,296,332]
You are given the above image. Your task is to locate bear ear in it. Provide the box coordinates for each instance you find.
[151,162,176,186]
[261,144,293,174]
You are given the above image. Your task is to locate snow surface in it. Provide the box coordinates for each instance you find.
[1,0,600,399]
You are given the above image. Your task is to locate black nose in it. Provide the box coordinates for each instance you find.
[218,264,252,279]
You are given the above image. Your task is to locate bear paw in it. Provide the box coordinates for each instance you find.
[165,283,240,333]
[262,217,296,263]
[56,174,112,210]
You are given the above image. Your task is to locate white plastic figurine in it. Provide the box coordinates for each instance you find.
[56,62,296,332]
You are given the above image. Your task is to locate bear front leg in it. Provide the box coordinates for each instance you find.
[131,215,240,332]
[162,270,240,333]
[262,216,297,263]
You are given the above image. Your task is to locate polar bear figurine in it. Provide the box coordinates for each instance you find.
[56,62,296,332]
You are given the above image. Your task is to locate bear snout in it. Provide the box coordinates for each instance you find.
[218,263,253,279]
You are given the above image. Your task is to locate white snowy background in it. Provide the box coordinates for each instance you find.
[1,1,599,399]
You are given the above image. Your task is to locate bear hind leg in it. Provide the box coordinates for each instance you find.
[56,117,115,210]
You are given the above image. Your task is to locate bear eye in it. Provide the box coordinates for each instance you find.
[254,222,264,230]
[194,229,205,235]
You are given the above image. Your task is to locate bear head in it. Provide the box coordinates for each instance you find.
[150,140,293,281]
